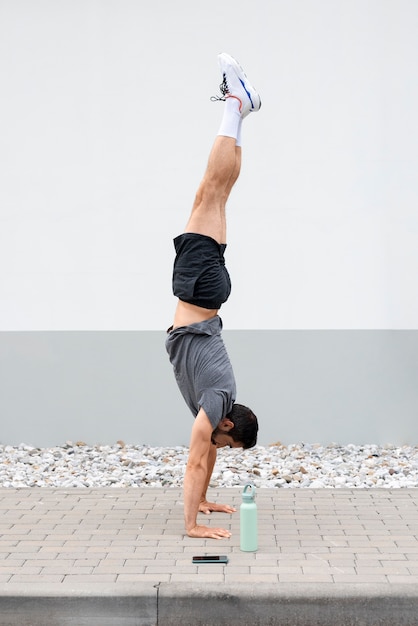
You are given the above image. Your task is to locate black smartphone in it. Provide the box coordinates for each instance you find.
[192,555,229,564]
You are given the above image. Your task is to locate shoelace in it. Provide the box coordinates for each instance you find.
[210,73,229,102]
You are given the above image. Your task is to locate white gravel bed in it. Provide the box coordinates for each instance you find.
[1,441,418,489]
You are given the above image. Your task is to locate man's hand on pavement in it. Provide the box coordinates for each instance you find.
[199,500,237,515]
[187,524,232,539]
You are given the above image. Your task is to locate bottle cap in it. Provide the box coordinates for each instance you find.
[242,483,256,501]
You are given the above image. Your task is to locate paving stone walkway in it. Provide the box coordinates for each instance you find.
[1,488,418,625]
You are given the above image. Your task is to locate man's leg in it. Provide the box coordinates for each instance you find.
[172,135,240,329]
[173,54,260,329]
[184,52,260,245]
[185,130,241,245]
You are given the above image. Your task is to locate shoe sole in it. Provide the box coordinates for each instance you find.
[218,52,261,112]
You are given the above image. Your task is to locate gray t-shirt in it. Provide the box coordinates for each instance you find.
[165,316,236,429]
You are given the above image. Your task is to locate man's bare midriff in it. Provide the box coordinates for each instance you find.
[172,300,219,330]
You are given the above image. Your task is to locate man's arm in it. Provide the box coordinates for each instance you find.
[199,443,237,515]
[184,408,232,539]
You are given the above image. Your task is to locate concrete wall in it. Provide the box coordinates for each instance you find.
[1,330,417,447]
[1,1,417,446]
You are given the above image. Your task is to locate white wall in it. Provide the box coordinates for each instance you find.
[1,0,417,331]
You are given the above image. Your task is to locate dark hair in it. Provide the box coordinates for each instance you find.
[227,403,258,449]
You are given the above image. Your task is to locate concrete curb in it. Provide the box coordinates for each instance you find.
[158,583,418,626]
[2,583,418,625]
[0,584,157,626]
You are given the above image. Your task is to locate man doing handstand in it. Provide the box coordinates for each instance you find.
[166,53,261,539]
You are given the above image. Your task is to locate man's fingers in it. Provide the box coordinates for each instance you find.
[187,525,232,539]
[206,528,232,539]
[220,505,236,513]
[199,501,237,514]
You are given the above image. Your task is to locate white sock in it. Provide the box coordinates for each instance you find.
[217,96,241,141]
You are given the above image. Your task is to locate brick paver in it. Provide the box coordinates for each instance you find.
[1,488,418,587]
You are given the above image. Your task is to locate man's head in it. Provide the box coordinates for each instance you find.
[211,403,258,449]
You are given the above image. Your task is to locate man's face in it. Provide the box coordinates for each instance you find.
[211,431,243,449]
[210,417,243,449]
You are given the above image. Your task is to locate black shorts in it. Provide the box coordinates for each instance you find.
[172,233,232,309]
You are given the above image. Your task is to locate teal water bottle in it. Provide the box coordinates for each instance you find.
[240,483,258,552]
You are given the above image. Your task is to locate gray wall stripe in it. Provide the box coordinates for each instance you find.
[0,330,417,447]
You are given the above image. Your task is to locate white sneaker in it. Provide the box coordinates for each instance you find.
[211,52,261,118]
